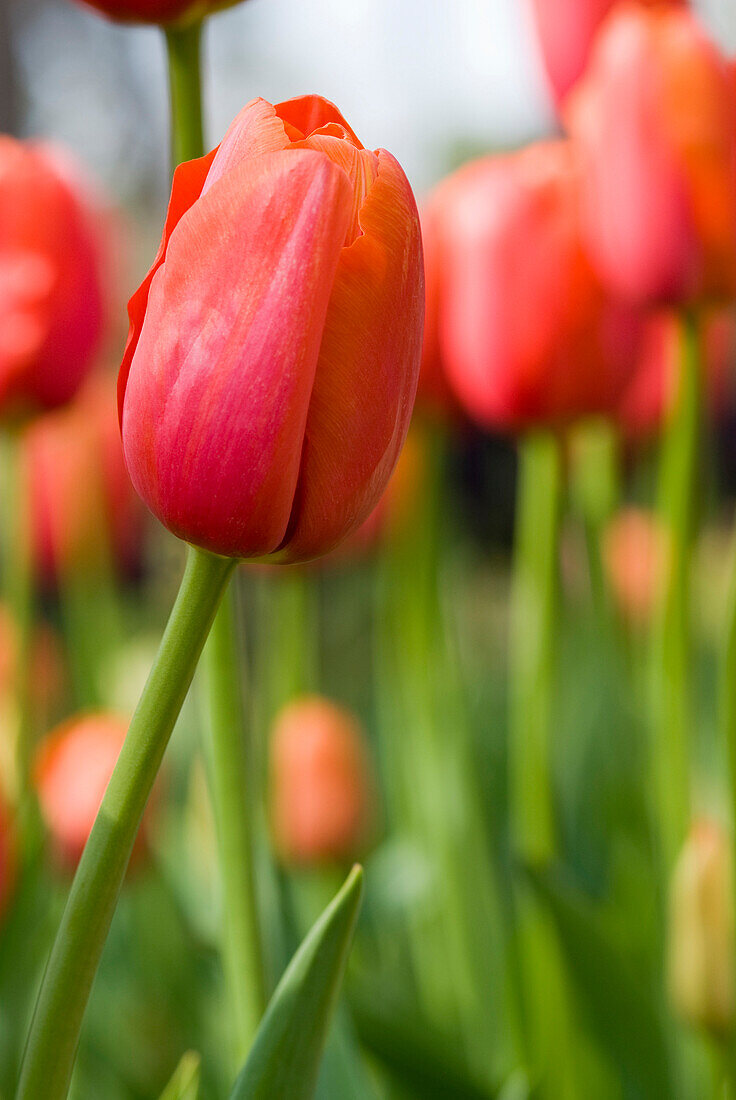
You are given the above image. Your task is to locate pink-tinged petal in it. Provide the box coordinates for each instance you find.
[118,146,218,424]
[276,96,364,148]
[292,134,378,245]
[122,150,353,559]
[202,98,292,195]
[277,149,424,562]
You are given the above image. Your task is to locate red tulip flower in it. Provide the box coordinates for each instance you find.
[529,0,686,108]
[34,713,139,867]
[566,4,736,307]
[119,96,423,563]
[26,375,144,586]
[0,139,106,421]
[425,141,642,433]
[618,309,736,442]
[74,0,241,24]
[271,696,375,865]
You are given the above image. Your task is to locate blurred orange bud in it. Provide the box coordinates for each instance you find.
[26,373,144,586]
[602,507,669,625]
[270,696,375,865]
[34,712,137,868]
[567,4,736,307]
[617,309,736,443]
[0,788,16,922]
[668,818,734,1035]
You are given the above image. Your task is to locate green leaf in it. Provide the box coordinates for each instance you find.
[229,865,364,1100]
[526,866,672,1098]
[159,1051,201,1100]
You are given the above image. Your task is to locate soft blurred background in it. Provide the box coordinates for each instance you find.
[5,1,736,1099]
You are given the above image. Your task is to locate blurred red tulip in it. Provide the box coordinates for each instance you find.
[425,141,642,433]
[529,0,686,107]
[75,0,242,23]
[602,506,668,624]
[34,713,136,867]
[417,199,464,422]
[119,96,423,564]
[618,309,736,442]
[0,788,16,922]
[271,695,375,865]
[0,139,107,421]
[566,4,736,307]
[26,374,144,586]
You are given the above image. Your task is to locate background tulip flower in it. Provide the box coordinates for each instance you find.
[601,506,669,625]
[0,139,107,421]
[34,713,141,868]
[617,309,736,442]
[668,819,735,1035]
[73,0,241,24]
[0,789,16,921]
[26,375,143,586]
[270,695,375,864]
[529,0,686,107]
[425,141,642,433]
[566,4,736,307]
[119,96,423,564]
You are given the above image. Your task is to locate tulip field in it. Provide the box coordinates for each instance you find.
[5,0,736,1097]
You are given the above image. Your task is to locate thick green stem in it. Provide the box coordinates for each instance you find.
[17,547,235,1100]
[165,20,204,165]
[201,585,266,1062]
[650,310,700,870]
[509,430,562,866]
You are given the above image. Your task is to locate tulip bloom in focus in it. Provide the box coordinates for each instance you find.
[271,695,375,864]
[26,375,143,586]
[75,0,240,24]
[120,96,423,563]
[566,4,736,307]
[424,141,641,432]
[0,790,15,921]
[0,138,106,420]
[618,309,736,442]
[529,0,685,107]
[668,819,735,1035]
[34,713,138,867]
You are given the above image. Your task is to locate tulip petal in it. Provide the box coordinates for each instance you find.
[276,96,363,148]
[122,149,353,559]
[277,150,424,562]
[202,98,292,195]
[118,147,218,424]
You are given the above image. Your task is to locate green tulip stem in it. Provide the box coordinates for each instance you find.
[201,584,267,1061]
[509,429,562,866]
[17,546,235,1100]
[166,12,268,1061]
[651,309,700,870]
[165,19,205,166]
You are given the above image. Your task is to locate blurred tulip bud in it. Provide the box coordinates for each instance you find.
[423,141,643,433]
[617,309,736,444]
[0,788,16,922]
[26,374,144,586]
[602,507,668,626]
[119,96,423,564]
[567,4,736,307]
[529,0,686,108]
[34,713,139,868]
[75,0,244,24]
[417,200,464,422]
[271,696,376,865]
[668,819,735,1035]
[0,139,107,421]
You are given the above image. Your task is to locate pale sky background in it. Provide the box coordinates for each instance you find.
[10,0,736,208]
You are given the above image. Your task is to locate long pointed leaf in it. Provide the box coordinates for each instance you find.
[229,865,364,1100]
[159,1051,201,1100]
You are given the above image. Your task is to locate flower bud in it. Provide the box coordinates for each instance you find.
[566,4,736,307]
[74,0,243,24]
[0,139,107,420]
[270,696,375,865]
[601,507,668,626]
[34,713,137,868]
[668,819,735,1035]
[119,95,423,564]
[26,374,144,586]
[423,141,642,433]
